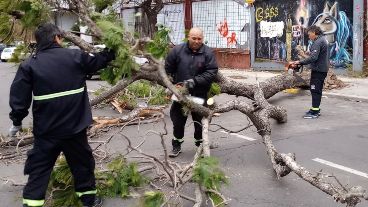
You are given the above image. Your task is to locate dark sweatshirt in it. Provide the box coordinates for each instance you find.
[165,43,218,96]
[300,35,329,72]
[9,43,115,138]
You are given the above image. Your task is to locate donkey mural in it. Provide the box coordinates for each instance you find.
[312,1,351,67]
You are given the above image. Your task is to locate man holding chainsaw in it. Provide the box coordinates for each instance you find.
[165,27,218,157]
[290,25,329,119]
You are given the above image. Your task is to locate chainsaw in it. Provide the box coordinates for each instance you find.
[284,62,307,85]
[286,62,303,74]
[168,82,214,105]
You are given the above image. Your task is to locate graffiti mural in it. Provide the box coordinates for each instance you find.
[254,0,353,68]
[217,18,238,47]
[310,2,352,67]
[193,0,251,49]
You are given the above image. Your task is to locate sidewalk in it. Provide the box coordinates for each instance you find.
[220,69,368,102]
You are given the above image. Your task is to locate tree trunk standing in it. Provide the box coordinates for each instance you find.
[137,0,163,38]
[135,11,153,38]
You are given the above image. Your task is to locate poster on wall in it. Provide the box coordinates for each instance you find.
[121,8,137,34]
[157,4,185,45]
[254,0,353,68]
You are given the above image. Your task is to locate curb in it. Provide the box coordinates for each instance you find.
[324,92,368,103]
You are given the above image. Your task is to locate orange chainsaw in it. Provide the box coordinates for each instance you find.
[285,62,303,74]
[284,62,307,84]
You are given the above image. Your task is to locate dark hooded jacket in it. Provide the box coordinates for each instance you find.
[165,43,218,97]
[9,43,115,138]
[300,35,329,72]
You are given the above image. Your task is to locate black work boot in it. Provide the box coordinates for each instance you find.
[81,194,103,207]
[194,139,203,147]
[169,139,182,158]
[85,197,103,207]
[303,109,320,119]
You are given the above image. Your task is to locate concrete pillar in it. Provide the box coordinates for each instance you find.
[353,0,364,71]
[363,0,368,62]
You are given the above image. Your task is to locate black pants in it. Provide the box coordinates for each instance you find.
[23,129,96,206]
[170,101,204,147]
[310,71,328,109]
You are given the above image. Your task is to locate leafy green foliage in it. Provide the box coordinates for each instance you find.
[47,155,145,206]
[47,157,83,207]
[193,157,228,190]
[0,0,50,43]
[6,0,49,28]
[207,83,221,98]
[182,29,189,43]
[117,92,138,109]
[0,15,11,41]
[193,157,228,206]
[147,87,169,105]
[125,80,170,106]
[146,24,170,59]
[97,20,137,85]
[96,155,145,198]
[127,80,152,98]
[140,191,165,207]
[19,0,50,28]
[92,0,116,13]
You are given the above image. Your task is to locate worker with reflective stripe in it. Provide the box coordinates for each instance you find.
[8,23,115,207]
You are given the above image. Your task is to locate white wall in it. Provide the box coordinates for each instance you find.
[157,4,185,45]
[121,0,251,49]
[55,12,78,31]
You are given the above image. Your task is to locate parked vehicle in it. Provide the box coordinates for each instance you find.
[1,47,16,62]
[0,44,6,57]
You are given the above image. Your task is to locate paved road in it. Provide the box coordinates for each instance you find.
[1,62,368,207]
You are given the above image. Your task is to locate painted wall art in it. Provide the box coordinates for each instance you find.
[254,0,353,67]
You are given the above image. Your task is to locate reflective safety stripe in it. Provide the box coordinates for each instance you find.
[173,137,184,142]
[33,87,85,101]
[76,189,97,197]
[311,107,320,111]
[195,139,203,143]
[23,199,45,206]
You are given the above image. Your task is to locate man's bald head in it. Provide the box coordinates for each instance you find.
[189,27,203,37]
[188,27,204,51]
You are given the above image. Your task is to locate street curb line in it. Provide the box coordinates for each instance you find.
[324,92,368,103]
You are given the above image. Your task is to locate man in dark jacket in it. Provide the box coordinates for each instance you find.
[290,25,329,119]
[9,23,115,207]
[165,27,218,157]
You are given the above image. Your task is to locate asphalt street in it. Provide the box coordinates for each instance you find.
[0,62,368,207]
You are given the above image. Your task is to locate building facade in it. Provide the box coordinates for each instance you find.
[121,0,365,71]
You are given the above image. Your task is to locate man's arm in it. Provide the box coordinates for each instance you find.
[299,41,321,65]
[79,48,116,74]
[165,47,177,79]
[193,51,218,86]
[9,63,33,126]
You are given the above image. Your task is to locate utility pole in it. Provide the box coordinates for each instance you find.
[184,0,192,30]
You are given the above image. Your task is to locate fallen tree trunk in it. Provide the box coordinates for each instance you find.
[281,153,367,206]
[2,1,363,206]
[0,135,34,148]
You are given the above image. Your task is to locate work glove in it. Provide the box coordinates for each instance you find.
[184,79,195,90]
[9,125,22,137]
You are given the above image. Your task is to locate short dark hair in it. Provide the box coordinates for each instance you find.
[34,23,63,45]
[306,25,324,35]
